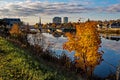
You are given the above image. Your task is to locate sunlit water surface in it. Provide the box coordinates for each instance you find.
[27,33,120,78]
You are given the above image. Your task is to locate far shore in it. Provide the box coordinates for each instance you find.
[98,28,120,34]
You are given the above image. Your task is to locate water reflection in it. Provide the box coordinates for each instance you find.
[27,32,67,51]
[101,34,120,41]
[27,32,120,78]
[94,34,120,78]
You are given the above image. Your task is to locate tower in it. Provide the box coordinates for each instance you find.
[63,17,68,23]
[38,17,42,32]
[53,17,61,24]
[39,17,41,24]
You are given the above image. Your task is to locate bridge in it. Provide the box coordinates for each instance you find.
[41,28,76,33]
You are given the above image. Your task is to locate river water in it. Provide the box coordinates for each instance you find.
[27,32,120,78]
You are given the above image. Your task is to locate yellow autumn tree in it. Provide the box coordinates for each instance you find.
[9,23,21,35]
[34,23,39,29]
[63,21,103,76]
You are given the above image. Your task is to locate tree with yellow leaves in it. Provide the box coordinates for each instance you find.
[63,21,103,77]
[34,23,39,29]
[9,23,21,36]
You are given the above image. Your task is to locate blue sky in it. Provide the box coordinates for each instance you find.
[0,0,120,24]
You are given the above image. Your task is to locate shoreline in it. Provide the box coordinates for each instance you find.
[98,28,120,34]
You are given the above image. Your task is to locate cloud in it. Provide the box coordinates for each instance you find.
[0,0,120,18]
[106,4,120,12]
[0,0,94,17]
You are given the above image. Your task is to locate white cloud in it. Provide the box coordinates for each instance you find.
[0,0,94,17]
[106,4,120,12]
[0,0,120,18]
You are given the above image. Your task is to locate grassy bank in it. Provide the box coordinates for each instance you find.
[0,37,82,80]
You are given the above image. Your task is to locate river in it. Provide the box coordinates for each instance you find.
[27,32,120,78]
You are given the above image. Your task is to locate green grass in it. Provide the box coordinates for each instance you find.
[0,37,83,80]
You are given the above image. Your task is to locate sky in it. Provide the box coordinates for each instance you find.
[0,0,120,25]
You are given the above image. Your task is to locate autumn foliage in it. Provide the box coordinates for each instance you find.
[63,21,103,75]
[9,23,21,35]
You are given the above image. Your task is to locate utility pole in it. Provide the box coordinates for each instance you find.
[39,17,42,33]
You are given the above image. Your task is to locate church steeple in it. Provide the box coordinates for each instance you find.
[39,17,41,24]
[38,17,42,32]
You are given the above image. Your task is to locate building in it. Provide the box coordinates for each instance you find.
[63,17,68,23]
[38,17,42,32]
[3,18,21,27]
[109,22,120,28]
[53,17,61,24]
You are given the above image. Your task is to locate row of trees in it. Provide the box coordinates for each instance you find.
[42,22,77,29]
[35,19,120,29]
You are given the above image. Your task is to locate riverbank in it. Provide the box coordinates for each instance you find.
[0,34,118,80]
[0,36,82,80]
[98,28,120,34]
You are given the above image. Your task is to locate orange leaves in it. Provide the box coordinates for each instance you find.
[63,21,103,73]
[63,41,75,52]
[9,24,21,35]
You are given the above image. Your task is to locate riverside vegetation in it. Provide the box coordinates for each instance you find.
[0,24,82,80]
[0,22,118,80]
[0,36,83,80]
